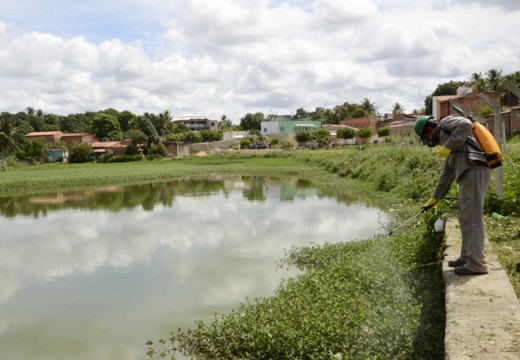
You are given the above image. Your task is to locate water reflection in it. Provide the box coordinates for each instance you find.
[0,177,318,218]
[0,176,388,360]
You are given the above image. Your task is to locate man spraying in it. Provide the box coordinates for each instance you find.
[415,114,491,275]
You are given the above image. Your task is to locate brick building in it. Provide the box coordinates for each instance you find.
[432,89,501,120]
[339,115,378,132]
[25,131,64,143]
[60,133,96,148]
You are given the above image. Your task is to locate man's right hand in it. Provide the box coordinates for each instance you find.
[422,197,438,211]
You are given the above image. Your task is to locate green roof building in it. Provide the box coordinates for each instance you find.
[261,119,322,135]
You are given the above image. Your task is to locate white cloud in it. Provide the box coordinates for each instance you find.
[314,0,378,26]
[0,0,518,120]
[448,0,520,11]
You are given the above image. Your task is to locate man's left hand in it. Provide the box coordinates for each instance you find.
[438,146,451,158]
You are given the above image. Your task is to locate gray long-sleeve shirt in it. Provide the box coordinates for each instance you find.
[432,115,488,200]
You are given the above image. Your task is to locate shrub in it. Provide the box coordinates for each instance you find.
[240,138,251,149]
[148,143,168,157]
[68,143,93,163]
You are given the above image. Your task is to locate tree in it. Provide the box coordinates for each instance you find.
[148,143,168,157]
[184,131,203,143]
[68,142,93,163]
[156,111,173,139]
[485,69,503,92]
[357,128,372,145]
[468,72,487,91]
[324,102,369,124]
[294,130,312,147]
[200,130,222,142]
[313,128,330,148]
[118,111,137,133]
[219,115,233,129]
[90,113,122,141]
[172,122,189,134]
[0,116,22,156]
[166,133,185,142]
[360,98,377,115]
[42,114,62,131]
[135,115,160,146]
[25,109,44,132]
[20,138,47,163]
[61,113,89,133]
[124,128,148,145]
[424,80,465,114]
[309,107,326,121]
[377,127,390,137]
[240,113,264,131]
[240,138,252,149]
[337,128,356,144]
[392,103,404,114]
[293,108,309,120]
[124,143,140,156]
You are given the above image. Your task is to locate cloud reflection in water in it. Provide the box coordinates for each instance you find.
[0,177,388,359]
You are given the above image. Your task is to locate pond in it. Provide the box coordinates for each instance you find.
[0,176,389,360]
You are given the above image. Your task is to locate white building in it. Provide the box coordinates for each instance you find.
[173,115,218,131]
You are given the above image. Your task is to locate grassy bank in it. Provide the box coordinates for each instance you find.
[0,153,316,196]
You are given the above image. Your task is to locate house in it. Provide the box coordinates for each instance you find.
[173,115,218,131]
[25,131,96,148]
[25,131,64,143]
[386,114,419,135]
[222,131,247,141]
[60,133,96,148]
[432,88,501,120]
[91,139,131,156]
[339,115,378,132]
[25,131,67,162]
[261,119,322,136]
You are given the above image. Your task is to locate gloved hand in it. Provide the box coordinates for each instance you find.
[422,197,438,211]
[438,146,451,158]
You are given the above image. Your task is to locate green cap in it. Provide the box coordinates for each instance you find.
[414,115,433,138]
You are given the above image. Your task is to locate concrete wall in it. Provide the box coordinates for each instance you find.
[189,140,235,154]
[486,107,520,136]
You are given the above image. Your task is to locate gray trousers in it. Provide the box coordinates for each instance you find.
[457,166,491,272]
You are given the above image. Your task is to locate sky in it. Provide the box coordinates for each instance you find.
[0,0,519,122]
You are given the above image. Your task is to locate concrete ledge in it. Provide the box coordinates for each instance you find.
[443,218,520,359]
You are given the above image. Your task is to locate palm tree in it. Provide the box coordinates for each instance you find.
[469,72,487,91]
[0,117,22,156]
[157,110,173,140]
[360,98,377,115]
[219,114,233,129]
[485,69,503,92]
[392,103,404,114]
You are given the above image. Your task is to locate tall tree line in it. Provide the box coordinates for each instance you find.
[0,108,229,158]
